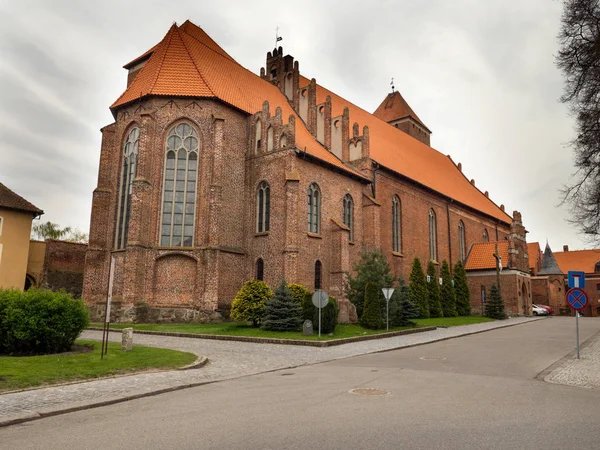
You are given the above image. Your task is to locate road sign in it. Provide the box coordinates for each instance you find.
[566,288,588,311]
[311,289,328,338]
[311,290,329,308]
[568,271,586,289]
[381,288,395,331]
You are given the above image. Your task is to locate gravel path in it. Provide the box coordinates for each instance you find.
[544,331,600,389]
[0,317,539,426]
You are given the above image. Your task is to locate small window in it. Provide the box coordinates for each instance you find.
[256,181,270,233]
[266,126,274,152]
[481,286,486,306]
[458,220,466,261]
[270,66,277,80]
[280,133,287,148]
[308,183,321,234]
[314,260,322,290]
[392,196,401,252]
[429,209,437,261]
[343,194,354,241]
[255,118,262,152]
[0,216,3,236]
[256,258,264,281]
[483,229,489,242]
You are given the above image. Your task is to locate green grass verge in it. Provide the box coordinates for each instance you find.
[0,340,197,393]
[92,316,493,340]
[413,316,495,328]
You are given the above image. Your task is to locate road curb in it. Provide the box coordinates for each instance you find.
[84,326,438,347]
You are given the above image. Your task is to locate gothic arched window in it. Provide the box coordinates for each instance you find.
[115,127,139,249]
[392,196,401,252]
[343,194,354,241]
[160,123,199,247]
[308,183,321,234]
[429,209,437,261]
[256,258,264,281]
[256,181,270,233]
[314,260,322,290]
[458,220,466,261]
[483,229,489,242]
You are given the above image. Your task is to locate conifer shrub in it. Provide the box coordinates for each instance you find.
[440,260,458,317]
[302,292,316,321]
[453,260,472,316]
[230,280,273,327]
[486,284,505,319]
[361,282,383,329]
[390,284,419,327]
[345,250,395,319]
[313,297,339,334]
[262,281,303,331]
[426,261,443,318]
[409,258,429,318]
[0,288,89,355]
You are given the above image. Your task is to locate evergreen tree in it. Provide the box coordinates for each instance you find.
[345,250,395,319]
[313,297,339,334]
[439,260,458,317]
[361,282,383,329]
[453,260,471,316]
[409,258,429,318]
[230,280,273,327]
[426,261,443,318]
[391,284,420,327]
[485,284,505,320]
[261,281,303,331]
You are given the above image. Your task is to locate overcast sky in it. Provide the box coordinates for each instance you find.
[0,0,586,249]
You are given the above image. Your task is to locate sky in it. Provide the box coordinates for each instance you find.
[0,0,588,249]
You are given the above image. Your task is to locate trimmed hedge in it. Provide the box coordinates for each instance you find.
[313,297,339,334]
[288,284,310,307]
[0,288,89,355]
[361,282,383,329]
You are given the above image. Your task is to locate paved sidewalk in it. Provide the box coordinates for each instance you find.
[544,330,600,389]
[0,317,539,426]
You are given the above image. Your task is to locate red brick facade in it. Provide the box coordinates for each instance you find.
[83,24,515,323]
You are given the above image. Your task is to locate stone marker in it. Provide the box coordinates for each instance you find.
[121,327,133,351]
[303,320,313,336]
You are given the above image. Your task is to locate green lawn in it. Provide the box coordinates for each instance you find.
[0,340,197,393]
[92,316,493,340]
[414,316,495,328]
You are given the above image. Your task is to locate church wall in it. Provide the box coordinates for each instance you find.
[466,271,531,316]
[374,169,510,284]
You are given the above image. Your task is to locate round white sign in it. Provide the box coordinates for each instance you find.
[311,289,329,308]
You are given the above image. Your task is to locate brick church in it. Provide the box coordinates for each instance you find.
[83,20,529,322]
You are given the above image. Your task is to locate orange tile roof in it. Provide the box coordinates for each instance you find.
[527,242,541,270]
[111,22,367,181]
[300,76,512,224]
[464,241,509,270]
[123,43,159,69]
[553,249,600,274]
[373,91,430,132]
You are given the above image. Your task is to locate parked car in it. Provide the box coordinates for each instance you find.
[532,304,550,316]
[535,304,553,315]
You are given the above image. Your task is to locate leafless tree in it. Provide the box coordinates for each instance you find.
[557,0,600,242]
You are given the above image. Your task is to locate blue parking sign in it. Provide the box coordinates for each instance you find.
[568,271,585,289]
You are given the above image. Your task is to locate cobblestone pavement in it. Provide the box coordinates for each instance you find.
[544,330,600,389]
[0,317,539,425]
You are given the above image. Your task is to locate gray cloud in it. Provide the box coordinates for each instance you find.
[0,0,585,249]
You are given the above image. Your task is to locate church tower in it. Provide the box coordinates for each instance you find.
[373,90,431,146]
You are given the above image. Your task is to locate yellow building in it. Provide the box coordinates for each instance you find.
[0,182,43,290]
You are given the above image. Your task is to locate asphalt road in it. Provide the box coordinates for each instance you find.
[2,317,600,450]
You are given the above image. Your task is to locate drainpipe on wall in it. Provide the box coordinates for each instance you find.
[446,201,453,271]
[495,220,501,291]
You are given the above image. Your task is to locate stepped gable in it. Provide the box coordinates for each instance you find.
[464,241,509,270]
[538,243,564,276]
[373,91,430,132]
[111,22,367,181]
[0,182,43,215]
[553,248,600,274]
[300,75,511,224]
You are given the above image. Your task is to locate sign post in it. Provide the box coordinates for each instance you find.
[381,288,395,331]
[101,255,115,360]
[311,289,329,338]
[566,287,589,359]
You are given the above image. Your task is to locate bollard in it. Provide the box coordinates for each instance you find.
[121,327,133,351]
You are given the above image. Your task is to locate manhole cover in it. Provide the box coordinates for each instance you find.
[349,388,390,397]
[420,356,447,361]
